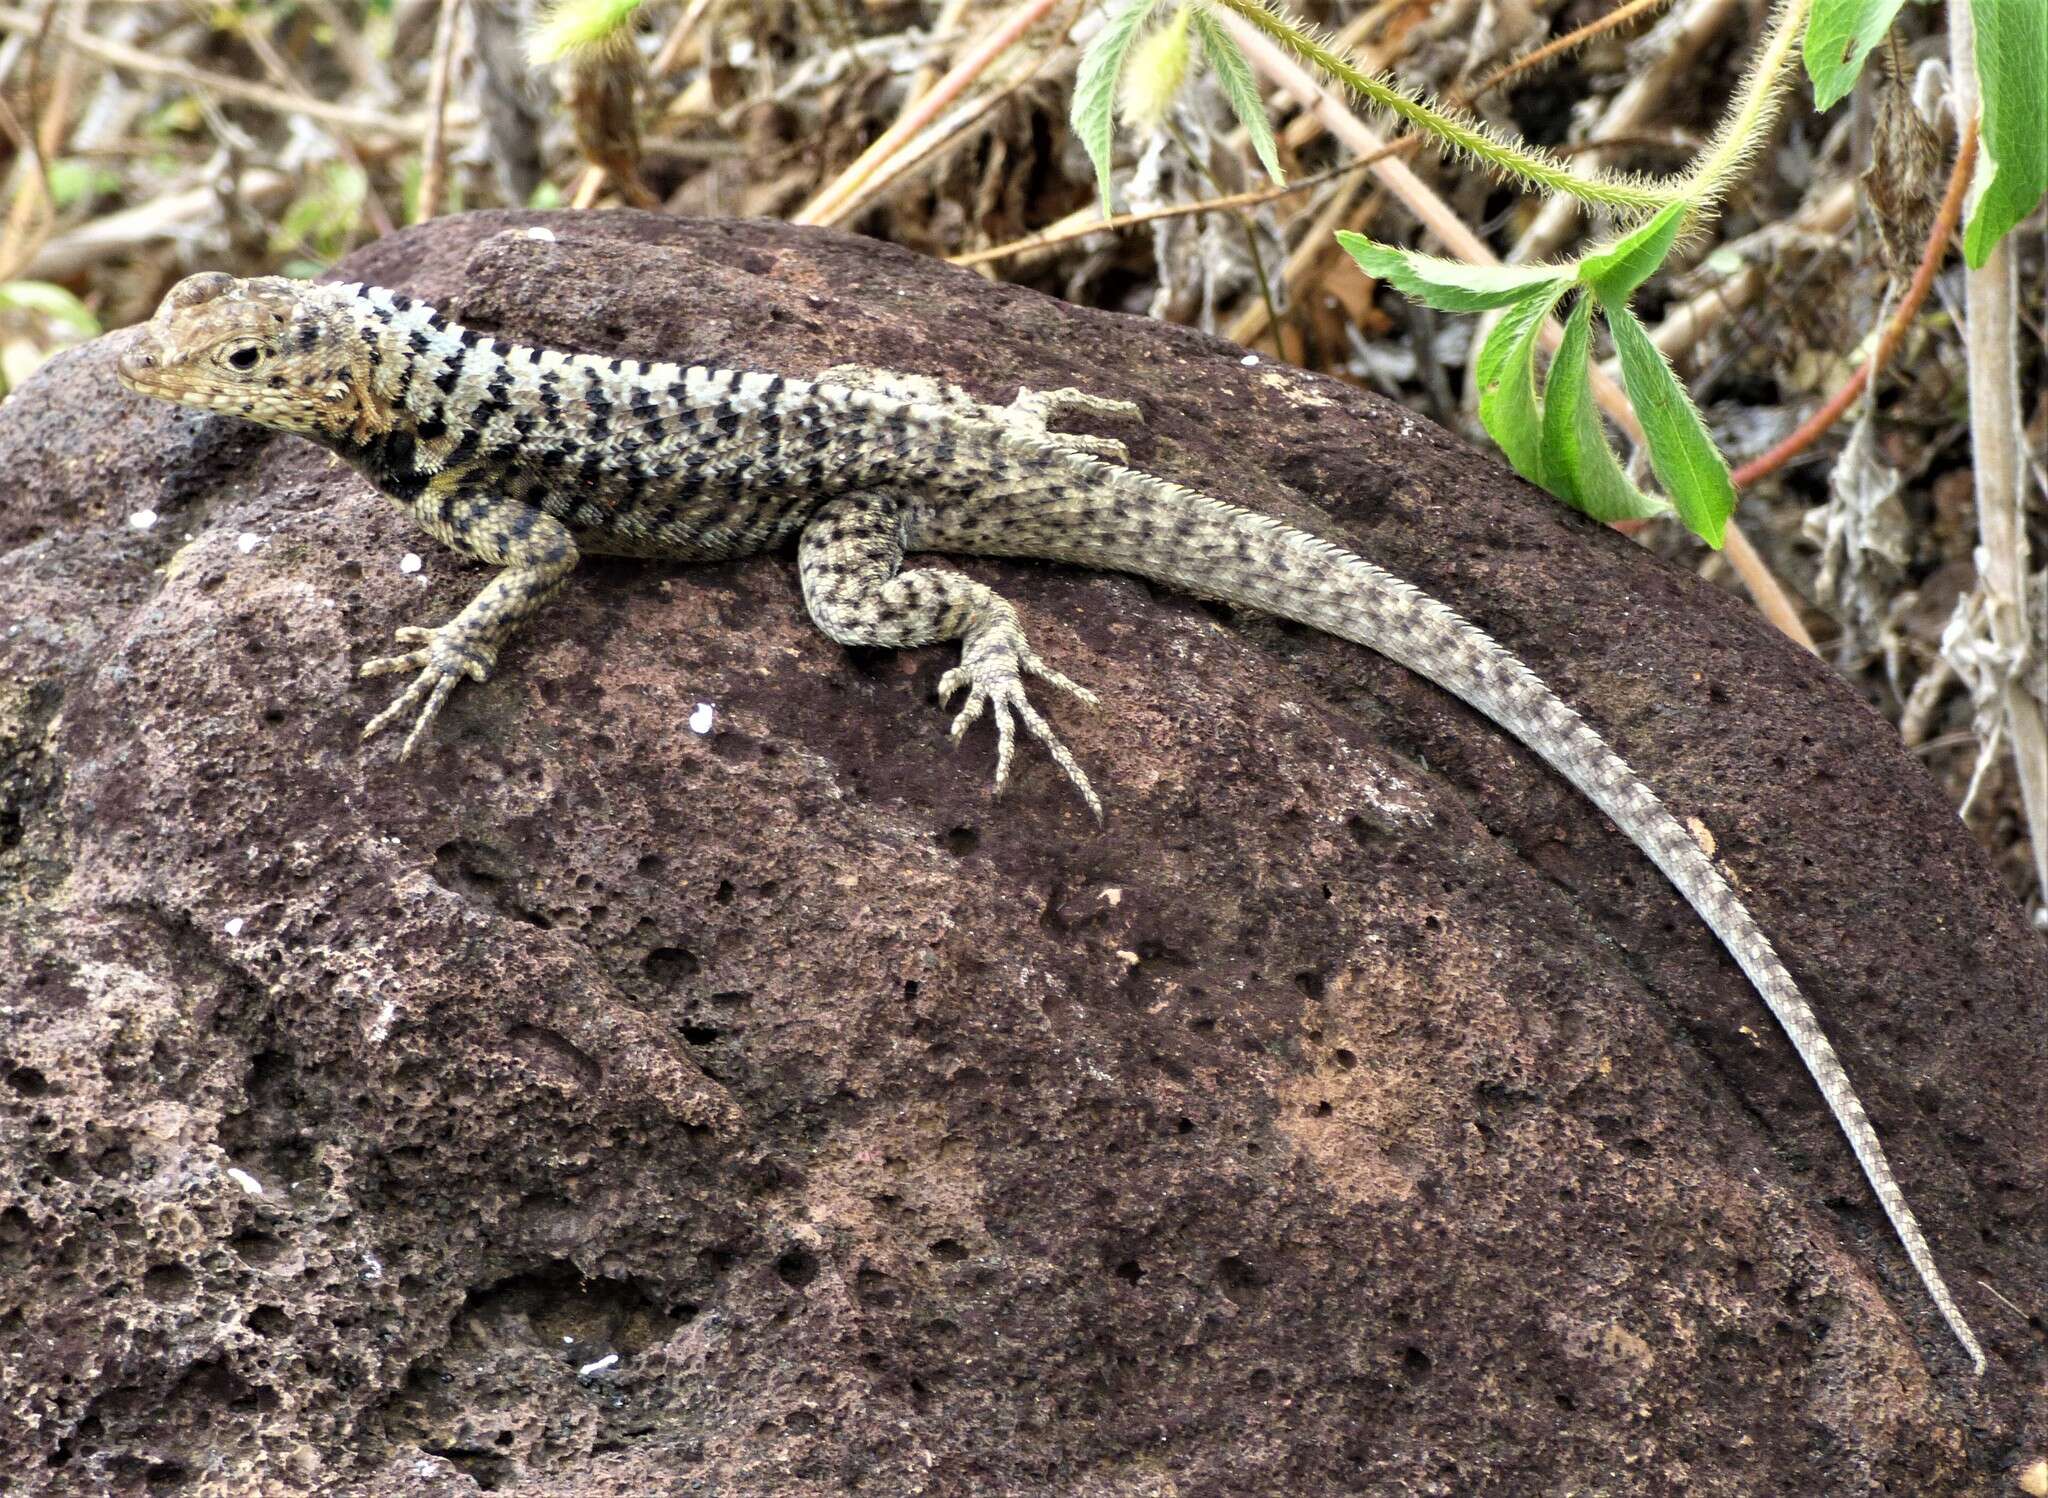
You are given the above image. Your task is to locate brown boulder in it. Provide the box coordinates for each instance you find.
[1,211,2041,1495]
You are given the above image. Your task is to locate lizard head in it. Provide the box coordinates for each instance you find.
[119,273,374,437]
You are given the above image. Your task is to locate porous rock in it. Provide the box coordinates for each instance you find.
[0,212,2042,1495]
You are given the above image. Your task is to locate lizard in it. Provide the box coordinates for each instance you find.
[115,268,1986,1375]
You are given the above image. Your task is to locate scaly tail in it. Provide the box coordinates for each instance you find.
[925,458,1985,1373]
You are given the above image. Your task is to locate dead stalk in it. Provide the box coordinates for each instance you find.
[793,0,1065,227]
[416,0,464,223]
[1947,0,2048,901]
[1729,118,1977,490]
[0,5,440,138]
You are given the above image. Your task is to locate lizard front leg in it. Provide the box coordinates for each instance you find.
[359,477,580,759]
[798,493,1102,817]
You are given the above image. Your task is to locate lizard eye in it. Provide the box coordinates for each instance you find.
[224,344,263,372]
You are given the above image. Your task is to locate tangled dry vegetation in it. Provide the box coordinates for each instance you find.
[1,0,2041,915]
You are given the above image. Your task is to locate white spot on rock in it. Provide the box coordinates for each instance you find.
[128,508,157,530]
[399,552,423,574]
[523,226,557,242]
[224,916,245,937]
[689,702,715,735]
[1239,354,1259,367]
[236,532,262,554]
[578,1352,619,1379]
[226,1167,264,1197]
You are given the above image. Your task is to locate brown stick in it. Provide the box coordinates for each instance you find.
[415,0,464,223]
[793,0,1065,227]
[1728,116,1979,490]
[0,5,436,138]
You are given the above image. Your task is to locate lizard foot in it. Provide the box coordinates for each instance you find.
[1006,387,1144,463]
[359,624,497,760]
[938,626,1101,820]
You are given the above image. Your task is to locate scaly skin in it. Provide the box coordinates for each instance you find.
[117,270,1985,1374]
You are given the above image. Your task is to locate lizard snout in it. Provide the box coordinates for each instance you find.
[116,335,163,390]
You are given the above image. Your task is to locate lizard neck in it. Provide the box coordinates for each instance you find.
[324,283,520,431]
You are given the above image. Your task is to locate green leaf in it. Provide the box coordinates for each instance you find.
[46,159,122,210]
[1599,292,1735,547]
[1575,199,1688,302]
[1072,0,1162,215]
[0,280,100,335]
[1804,0,1911,111]
[1188,7,1283,186]
[1539,296,1669,525]
[1335,233,1572,311]
[1474,279,1569,487]
[1963,0,2048,266]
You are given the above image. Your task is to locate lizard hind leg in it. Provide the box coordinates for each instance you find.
[798,493,1102,818]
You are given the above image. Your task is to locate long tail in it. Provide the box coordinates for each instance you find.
[926,462,1985,1373]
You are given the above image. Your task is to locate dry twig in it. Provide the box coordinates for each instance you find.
[1729,118,1977,490]
[1946,1,2047,902]
[793,0,1067,227]
[0,6,440,139]
[416,0,465,223]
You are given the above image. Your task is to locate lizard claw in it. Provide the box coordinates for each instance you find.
[938,644,1101,819]
[359,624,496,760]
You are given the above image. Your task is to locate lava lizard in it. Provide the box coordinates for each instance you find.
[116,269,1985,1374]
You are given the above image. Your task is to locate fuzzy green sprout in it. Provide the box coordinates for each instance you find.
[528,0,648,65]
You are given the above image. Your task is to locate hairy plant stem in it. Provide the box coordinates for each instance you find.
[1201,0,1810,231]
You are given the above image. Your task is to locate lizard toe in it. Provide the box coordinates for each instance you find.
[1021,652,1098,706]
[942,657,1101,818]
[358,626,497,757]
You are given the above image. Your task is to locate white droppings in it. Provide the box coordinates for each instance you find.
[399,552,423,574]
[523,226,557,242]
[727,38,755,64]
[128,508,158,531]
[236,532,262,554]
[368,998,398,1044]
[224,917,245,937]
[688,702,716,735]
[578,1353,619,1379]
[1239,353,1259,367]
[362,1253,384,1284]
[226,1167,264,1197]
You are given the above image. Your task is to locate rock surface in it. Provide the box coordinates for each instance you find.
[1,211,2042,1495]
